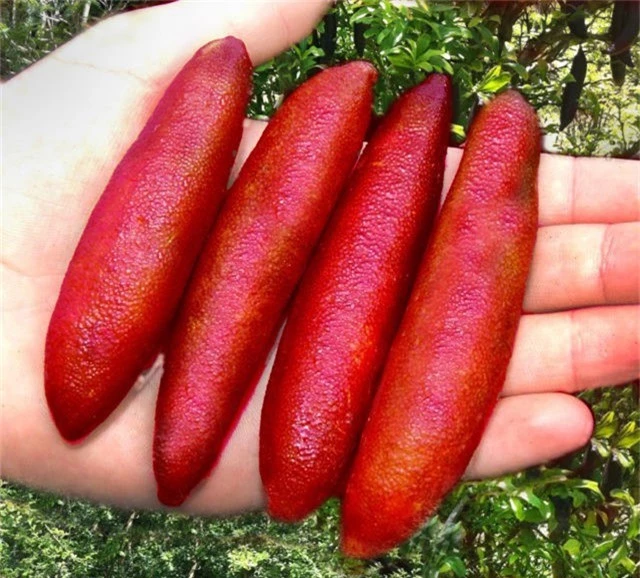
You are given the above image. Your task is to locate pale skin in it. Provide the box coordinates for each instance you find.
[2,0,639,516]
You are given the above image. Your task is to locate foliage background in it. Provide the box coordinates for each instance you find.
[1,1,638,576]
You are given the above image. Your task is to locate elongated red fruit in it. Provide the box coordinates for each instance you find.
[153,61,378,507]
[341,90,541,558]
[259,74,453,522]
[44,37,252,442]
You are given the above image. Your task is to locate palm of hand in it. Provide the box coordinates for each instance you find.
[2,0,638,515]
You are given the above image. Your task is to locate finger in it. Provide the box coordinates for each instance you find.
[465,393,594,479]
[25,0,332,76]
[442,150,640,226]
[503,305,640,397]
[1,321,596,514]
[524,222,640,312]
[236,128,639,315]
[538,155,640,226]
[245,126,639,230]
[237,126,639,316]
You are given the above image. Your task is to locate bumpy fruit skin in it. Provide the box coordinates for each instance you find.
[259,75,453,522]
[341,90,541,559]
[44,37,252,442]
[153,62,377,507]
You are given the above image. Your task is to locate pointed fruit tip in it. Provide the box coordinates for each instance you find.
[156,485,188,508]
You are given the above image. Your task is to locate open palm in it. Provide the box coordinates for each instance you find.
[2,0,638,516]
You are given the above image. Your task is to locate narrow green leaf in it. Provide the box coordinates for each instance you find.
[610,489,635,506]
[574,479,604,498]
[509,497,525,521]
[592,538,616,558]
[617,429,640,449]
[620,557,637,574]
[596,410,617,438]
[611,542,629,567]
[468,16,482,28]
[593,438,611,457]
[627,509,639,539]
[451,124,466,139]
[480,74,511,93]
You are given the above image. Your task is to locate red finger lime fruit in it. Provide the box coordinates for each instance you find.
[153,61,378,507]
[341,89,541,558]
[44,37,252,442]
[259,74,453,522]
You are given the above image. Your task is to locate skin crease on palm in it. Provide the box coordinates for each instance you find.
[1,0,639,516]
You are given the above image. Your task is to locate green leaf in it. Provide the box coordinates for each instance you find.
[477,24,496,46]
[574,479,604,498]
[613,448,633,468]
[593,438,611,458]
[610,489,635,506]
[519,490,552,521]
[387,53,414,70]
[627,509,639,539]
[417,62,434,73]
[451,124,466,139]
[427,54,454,74]
[617,420,637,437]
[509,497,525,521]
[595,410,617,438]
[570,489,587,507]
[425,2,454,14]
[468,16,482,28]
[478,65,511,94]
[611,543,629,567]
[562,538,581,556]
[415,35,434,56]
[592,538,616,558]
[439,556,466,577]
[617,428,640,449]
[582,511,600,537]
[420,48,445,60]
[504,60,529,80]
[481,75,511,93]
[349,7,373,25]
[596,423,618,439]
[620,557,637,574]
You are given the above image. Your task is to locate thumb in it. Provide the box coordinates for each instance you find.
[4,0,332,274]
[52,0,333,79]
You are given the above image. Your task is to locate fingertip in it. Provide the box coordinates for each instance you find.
[465,393,597,480]
[526,393,594,452]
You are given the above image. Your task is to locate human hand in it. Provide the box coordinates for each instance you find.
[2,0,638,516]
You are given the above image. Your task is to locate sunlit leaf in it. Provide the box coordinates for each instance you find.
[562,538,581,556]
